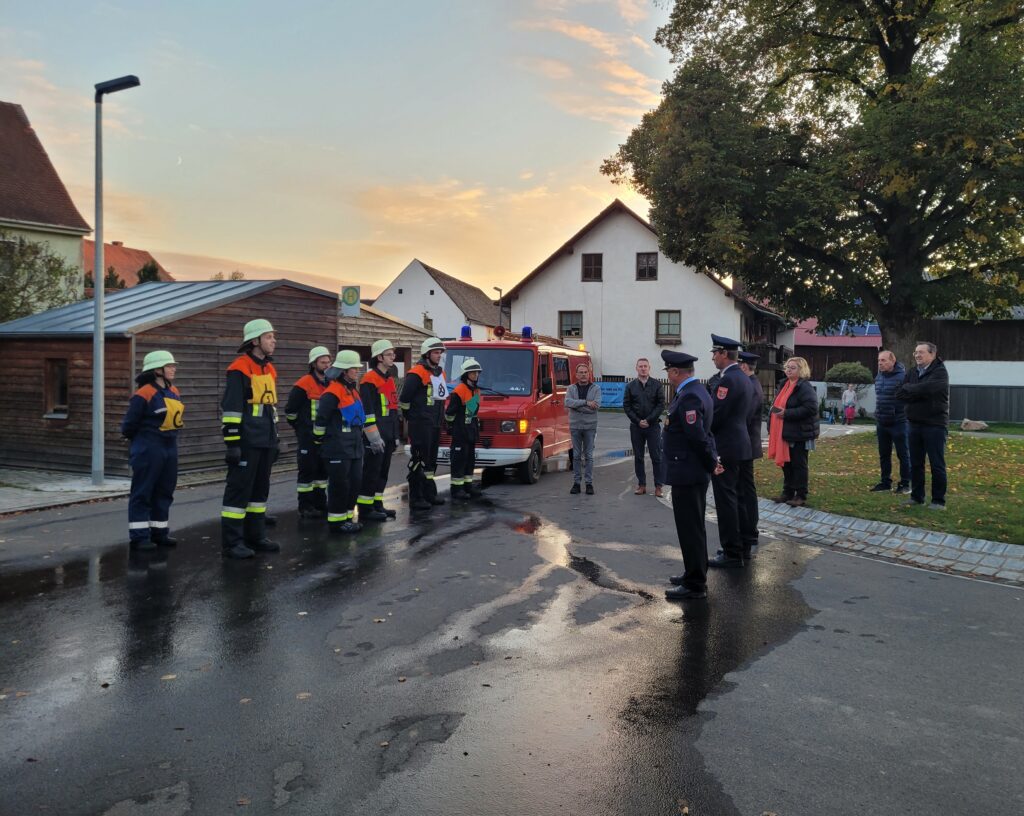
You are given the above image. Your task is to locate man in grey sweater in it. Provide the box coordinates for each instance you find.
[565,363,601,494]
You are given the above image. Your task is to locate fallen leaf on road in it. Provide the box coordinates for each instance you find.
[398,677,407,683]
[100,682,110,689]
[379,741,389,747]
[239,698,251,704]
[237,797,250,806]
[334,648,341,653]
[489,562,496,566]
[160,675,177,681]
[373,618,386,623]
[298,611,308,616]
[15,691,30,697]
[296,692,312,700]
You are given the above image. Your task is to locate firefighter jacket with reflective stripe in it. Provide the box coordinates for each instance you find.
[315,380,366,459]
[360,368,399,443]
[445,381,480,442]
[400,363,445,426]
[221,353,279,449]
[285,372,328,445]
[122,383,184,444]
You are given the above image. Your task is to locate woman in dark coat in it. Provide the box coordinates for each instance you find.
[767,356,820,507]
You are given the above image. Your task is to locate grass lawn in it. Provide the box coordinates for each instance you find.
[754,432,1024,546]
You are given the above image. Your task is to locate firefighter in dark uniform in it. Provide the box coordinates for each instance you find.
[356,339,399,522]
[446,358,484,501]
[737,350,765,555]
[661,350,719,601]
[284,345,331,519]
[400,337,448,513]
[707,334,753,568]
[221,319,280,559]
[121,350,184,550]
[315,350,366,534]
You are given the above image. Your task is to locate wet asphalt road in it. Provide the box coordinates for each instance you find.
[1,415,1022,815]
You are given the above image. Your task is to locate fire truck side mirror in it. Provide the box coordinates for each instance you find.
[541,377,553,395]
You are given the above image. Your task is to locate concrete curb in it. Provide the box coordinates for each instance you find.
[756,498,1024,587]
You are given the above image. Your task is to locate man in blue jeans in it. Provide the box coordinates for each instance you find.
[895,342,950,509]
[871,350,911,494]
[565,363,601,494]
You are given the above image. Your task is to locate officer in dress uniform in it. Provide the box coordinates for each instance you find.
[356,339,400,522]
[121,351,184,550]
[220,319,280,559]
[400,337,448,513]
[661,350,718,601]
[284,346,331,519]
[737,350,764,555]
[707,334,753,569]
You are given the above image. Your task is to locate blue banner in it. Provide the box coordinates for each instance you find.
[597,381,626,408]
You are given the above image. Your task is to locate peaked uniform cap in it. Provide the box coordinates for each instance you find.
[371,339,395,358]
[333,350,362,369]
[142,350,176,372]
[420,337,445,356]
[662,350,698,369]
[738,350,760,363]
[243,318,275,343]
[308,345,331,365]
[710,333,741,351]
[460,358,482,375]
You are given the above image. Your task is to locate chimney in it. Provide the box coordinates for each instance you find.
[111,241,123,247]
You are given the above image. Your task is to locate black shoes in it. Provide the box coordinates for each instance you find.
[223,543,255,559]
[360,508,389,522]
[585,483,594,495]
[708,554,745,569]
[869,483,891,492]
[429,495,446,506]
[154,536,177,547]
[665,586,707,601]
[249,538,280,552]
[129,539,156,551]
[895,483,912,494]
[299,506,326,520]
[570,483,581,495]
[410,498,433,512]
[668,575,686,586]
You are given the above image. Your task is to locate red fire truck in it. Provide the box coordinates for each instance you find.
[437,326,593,483]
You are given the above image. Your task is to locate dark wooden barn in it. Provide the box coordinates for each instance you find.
[0,280,339,475]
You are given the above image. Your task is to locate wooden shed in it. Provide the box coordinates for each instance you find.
[0,280,339,475]
[338,301,433,374]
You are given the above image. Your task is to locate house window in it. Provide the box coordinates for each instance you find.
[581,254,602,282]
[423,314,434,332]
[636,252,658,281]
[430,289,434,295]
[655,310,681,343]
[553,356,571,387]
[559,311,583,338]
[44,358,69,418]
[398,288,403,294]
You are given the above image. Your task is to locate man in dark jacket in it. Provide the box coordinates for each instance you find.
[623,357,666,496]
[737,350,764,554]
[895,342,950,509]
[872,350,911,494]
[707,334,752,569]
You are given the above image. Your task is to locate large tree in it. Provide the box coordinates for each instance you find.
[603,0,1024,360]
[0,231,81,323]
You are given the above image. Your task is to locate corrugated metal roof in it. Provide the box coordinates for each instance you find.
[0,280,336,337]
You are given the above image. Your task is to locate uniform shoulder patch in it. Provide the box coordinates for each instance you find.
[716,386,729,400]
[685,409,697,425]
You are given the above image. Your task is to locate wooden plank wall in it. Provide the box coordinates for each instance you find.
[0,338,134,475]
[136,285,339,471]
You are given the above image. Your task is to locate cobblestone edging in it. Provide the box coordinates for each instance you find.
[756,498,1024,587]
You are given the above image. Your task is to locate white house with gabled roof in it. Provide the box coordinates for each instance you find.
[506,199,788,380]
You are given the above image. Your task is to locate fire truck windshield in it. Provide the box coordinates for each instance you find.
[443,347,534,396]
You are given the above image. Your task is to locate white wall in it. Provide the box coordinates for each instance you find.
[372,260,477,340]
[945,361,1024,387]
[509,210,742,378]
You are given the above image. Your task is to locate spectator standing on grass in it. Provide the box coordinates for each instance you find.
[895,342,950,510]
[767,357,820,508]
[566,363,601,495]
[842,384,858,425]
[871,350,911,494]
[623,357,666,497]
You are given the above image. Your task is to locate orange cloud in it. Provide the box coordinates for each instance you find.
[616,0,648,26]
[518,18,621,56]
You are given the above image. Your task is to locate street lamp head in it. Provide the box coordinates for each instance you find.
[95,75,140,102]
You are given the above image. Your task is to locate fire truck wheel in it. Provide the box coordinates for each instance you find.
[518,440,542,485]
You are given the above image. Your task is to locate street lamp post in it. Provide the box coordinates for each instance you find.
[92,75,140,486]
[493,286,503,331]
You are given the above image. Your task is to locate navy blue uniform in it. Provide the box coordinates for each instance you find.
[737,373,764,553]
[710,364,752,560]
[121,383,183,546]
[663,378,717,593]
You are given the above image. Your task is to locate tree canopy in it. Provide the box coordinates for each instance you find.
[603,0,1024,360]
[0,232,80,323]
[137,260,161,284]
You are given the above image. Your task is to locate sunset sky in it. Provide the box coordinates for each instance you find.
[1,1,672,296]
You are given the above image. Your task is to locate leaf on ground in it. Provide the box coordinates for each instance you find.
[297,611,308,616]
[160,674,177,681]
[15,691,29,698]
[296,692,312,700]
[398,677,407,683]
[373,618,386,623]
[379,741,389,747]
[239,698,252,704]
[237,797,251,806]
